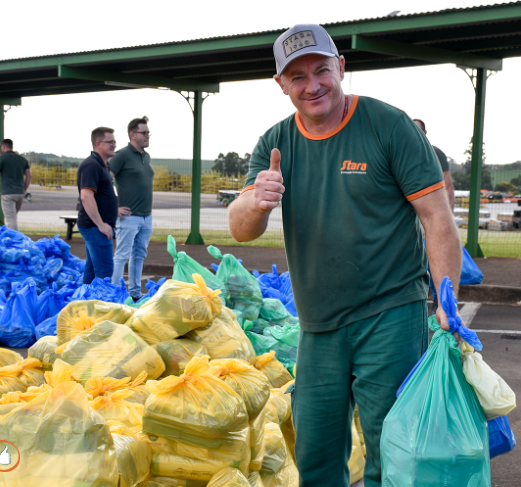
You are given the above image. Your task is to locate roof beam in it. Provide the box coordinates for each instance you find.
[0,97,21,106]
[58,65,219,93]
[351,34,503,70]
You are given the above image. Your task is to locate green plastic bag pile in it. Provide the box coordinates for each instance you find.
[381,316,491,486]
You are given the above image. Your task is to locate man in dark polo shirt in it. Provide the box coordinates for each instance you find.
[0,139,31,231]
[77,127,119,284]
[110,116,154,301]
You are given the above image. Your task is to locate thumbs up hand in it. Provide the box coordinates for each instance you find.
[254,148,285,212]
[0,445,11,465]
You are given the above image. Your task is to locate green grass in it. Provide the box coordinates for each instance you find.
[20,227,521,258]
[458,230,521,258]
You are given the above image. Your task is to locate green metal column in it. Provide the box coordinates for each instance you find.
[185,91,205,245]
[0,105,4,225]
[465,69,487,258]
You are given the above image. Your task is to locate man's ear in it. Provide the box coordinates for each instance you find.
[274,75,289,95]
[338,55,346,82]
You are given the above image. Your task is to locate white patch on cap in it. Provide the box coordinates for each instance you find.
[283,30,317,58]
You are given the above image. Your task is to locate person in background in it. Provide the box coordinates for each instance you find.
[0,139,31,230]
[77,127,118,284]
[110,116,154,301]
[413,119,455,210]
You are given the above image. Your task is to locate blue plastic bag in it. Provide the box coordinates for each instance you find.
[488,415,517,459]
[35,314,58,340]
[440,276,483,351]
[139,277,167,302]
[0,278,37,347]
[36,282,66,324]
[381,316,490,486]
[461,246,483,285]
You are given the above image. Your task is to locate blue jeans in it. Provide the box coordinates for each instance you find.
[111,215,153,298]
[78,225,114,284]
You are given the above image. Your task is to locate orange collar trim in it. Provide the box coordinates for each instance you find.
[295,95,359,141]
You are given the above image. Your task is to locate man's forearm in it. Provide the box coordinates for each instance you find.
[81,192,104,227]
[424,212,462,297]
[228,191,271,242]
[24,175,31,192]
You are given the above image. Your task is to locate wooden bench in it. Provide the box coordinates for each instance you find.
[59,214,79,240]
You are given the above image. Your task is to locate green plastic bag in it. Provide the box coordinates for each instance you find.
[264,322,300,348]
[381,316,490,486]
[168,236,228,303]
[208,245,262,321]
[259,298,291,326]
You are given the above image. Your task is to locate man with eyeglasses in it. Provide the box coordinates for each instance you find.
[77,127,119,283]
[110,116,154,301]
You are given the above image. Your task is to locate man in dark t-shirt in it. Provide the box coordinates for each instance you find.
[77,127,119,284]
[0,139,31,231]
[413,119,455,209]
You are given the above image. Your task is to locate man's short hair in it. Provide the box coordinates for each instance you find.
[0,139,13,150]
[413,119,426,131]
[91,127,114,149]
[128,116,149,136]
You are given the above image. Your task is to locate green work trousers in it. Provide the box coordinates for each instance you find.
[291,300,428,487]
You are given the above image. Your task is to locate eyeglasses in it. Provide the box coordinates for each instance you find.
[100,140,117,146]
[134,131,151,136]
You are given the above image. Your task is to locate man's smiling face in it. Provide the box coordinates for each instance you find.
[276,54,345,123]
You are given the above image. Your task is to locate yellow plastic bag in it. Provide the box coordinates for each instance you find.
[60,320,165,384]
[126,370,149,404]
[153,338,208,377]
[28,335,60,370]
[0,365,27,397]
[0,380,119,486]
[264,389,292,426]
[142,477,206,486]
[211,358,271,418]
[349,421,365,484]
[109,420,152,487]
[57,299,135,345]
[460,341,516,419]
[6,358,46,388]
[248,471,266,487]
[127,275,222,345]
[90,389,144,427]
[85,375,134,398]
[143,356,249,449]
[260,422,298,487]
[249,403,267,471]
[353,405,366,457]
[255,351,293,389]
[206,467,250,487]
[0,348,23,367]
[139,427,250,481]
[278,381,296,460]
[187,307,256,364]
[0,391,25,416]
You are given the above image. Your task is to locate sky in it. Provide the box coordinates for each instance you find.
[1,0,520,166]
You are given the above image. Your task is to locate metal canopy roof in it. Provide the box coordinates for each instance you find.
[0,2,521,100]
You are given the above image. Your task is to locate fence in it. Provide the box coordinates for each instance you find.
[17,164,521,256]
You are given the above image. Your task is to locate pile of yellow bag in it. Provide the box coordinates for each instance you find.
[0,275,368,486]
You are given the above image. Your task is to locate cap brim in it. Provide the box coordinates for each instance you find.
[278,50,338,76]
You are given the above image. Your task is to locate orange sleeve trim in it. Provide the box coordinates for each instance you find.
[295,95,359,141]
[406,181,445,201]
[240,184,255,196]
[81,187,97,194]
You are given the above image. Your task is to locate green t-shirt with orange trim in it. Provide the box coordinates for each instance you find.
[242,95,444,333]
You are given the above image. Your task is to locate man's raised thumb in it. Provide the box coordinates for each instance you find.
[269,148,281,174]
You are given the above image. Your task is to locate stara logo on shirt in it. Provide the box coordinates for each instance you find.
[340,160,367,174]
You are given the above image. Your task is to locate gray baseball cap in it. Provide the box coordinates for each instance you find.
[274,24,339,77]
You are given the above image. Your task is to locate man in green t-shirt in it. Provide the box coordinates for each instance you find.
[229,24,463,487]
[413,118,455,209]
[0,139,31,231]
[110,117,154,300]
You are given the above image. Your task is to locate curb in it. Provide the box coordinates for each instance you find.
[144,264,521,306]
[458,284,521,305]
